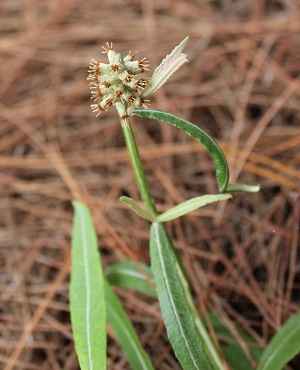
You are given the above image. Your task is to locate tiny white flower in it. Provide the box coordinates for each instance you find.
[88,37,189,119]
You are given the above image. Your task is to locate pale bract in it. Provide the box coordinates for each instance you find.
[88,37,189,118]
[141,36,189,99]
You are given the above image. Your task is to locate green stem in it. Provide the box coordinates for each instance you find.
[120,115,224,370]
[120,117,157,216]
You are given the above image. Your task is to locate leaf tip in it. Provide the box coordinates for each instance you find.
[226,183,261,193]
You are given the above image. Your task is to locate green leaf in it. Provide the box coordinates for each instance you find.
[150,222,216,370]
[156,194,232,222]
[106,260,156,297]
[120,196,156,222]
[208,312,262,369]
[70,201,106,370]
[209,312,257,343]
[105,280,155,370]
[222,344,256,370]
[257,311,300,370]
[226,183,260,193]
[133,108,229,193]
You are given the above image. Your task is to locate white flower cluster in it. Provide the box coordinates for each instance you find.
[88,43,150,118]
[88,37,189,119]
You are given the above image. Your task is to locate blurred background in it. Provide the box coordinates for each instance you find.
[0,0,299,369]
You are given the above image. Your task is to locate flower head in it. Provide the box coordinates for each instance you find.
[88,37,189,119]
[88,42,150,118]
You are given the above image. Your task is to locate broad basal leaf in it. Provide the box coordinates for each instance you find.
[105,280,154,370]
[222,344,257,370]
[150,222,216,370]
[257,311,300,370]
[70,201,106,370]
[106,260,156,297]
[208,312,262,369]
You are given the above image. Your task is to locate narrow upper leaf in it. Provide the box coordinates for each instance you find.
[257,311,300,370]
[226,183,260,193]
[106,260,156,297]
[156,194,232,222]
[70,201,106,370]
[105,280,154,370]
[133,108,229,193]
[120,196,156,222]
[150,222,215,370]
[142,37,189,97]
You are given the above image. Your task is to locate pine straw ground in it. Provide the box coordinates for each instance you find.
[0,1,299,369]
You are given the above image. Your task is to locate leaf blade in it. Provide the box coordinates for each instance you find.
[222,344,257,370]
[133,108,229,193]
[105,260,156,297]
[156,194,232,222]
[226,183,260,193]
[257,311,300,370]
[150,222,215,370]
[120,196,156,222]
[105,280,154,370]
[70,201,106,370]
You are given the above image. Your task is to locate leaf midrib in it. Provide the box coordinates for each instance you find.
[153,223,200,370]
[259,323,300,370]
[79,208,93,369]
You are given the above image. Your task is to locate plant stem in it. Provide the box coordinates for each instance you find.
[120,117,157,216]
[120,115,224,370]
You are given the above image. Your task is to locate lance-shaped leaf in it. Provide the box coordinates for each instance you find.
[70,201,106,370]
[120,196,156,222]
[208,313,262,369]
[150,222,217,370]
[133,108,229,193]
[141,37,189,97]
[257,311,300,370]
[106,260,156,297]
[156,194,232,222]
[105,280,155,370]
[222,344,257,370]
[226,183,260,193]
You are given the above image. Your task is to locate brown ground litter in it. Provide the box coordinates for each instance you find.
[0,1,299,369]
